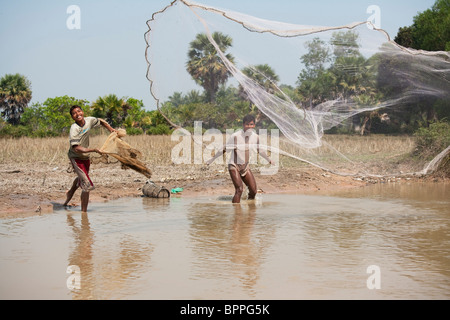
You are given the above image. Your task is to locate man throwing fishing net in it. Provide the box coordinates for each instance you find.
[63,105,117,212]
[206,114,275,203]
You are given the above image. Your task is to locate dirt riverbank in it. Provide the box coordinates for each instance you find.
[2,160,445,219]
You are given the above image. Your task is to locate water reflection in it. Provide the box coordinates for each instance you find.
[187,201,276,297]
[66,212,94,299]
[66,209,154,300]
[0,183,448,299]
[142,197,171,211]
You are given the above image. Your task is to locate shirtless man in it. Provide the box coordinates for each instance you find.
[206,115,275,203]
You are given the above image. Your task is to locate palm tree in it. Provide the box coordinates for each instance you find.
[0,73,32,125]
[239,64,280,124]
[186,32,234,103]
[239,64,279,98]
[168,92,185,108]
[91,94,130,127]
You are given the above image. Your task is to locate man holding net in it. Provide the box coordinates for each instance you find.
[206,114,275,203]
[63,105,117,212]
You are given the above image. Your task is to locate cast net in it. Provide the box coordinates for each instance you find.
[145,0,450,177]
[91,129,152,178]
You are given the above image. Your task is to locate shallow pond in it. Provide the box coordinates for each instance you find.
[0,182,449,299]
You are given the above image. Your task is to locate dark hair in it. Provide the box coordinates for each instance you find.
[70,105,82,116]
[243,114,255,124]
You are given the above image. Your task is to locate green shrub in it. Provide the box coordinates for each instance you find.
[147,124,172,135]
[126,127,144,135]
[414,121,450,160]
[0,124,31,137]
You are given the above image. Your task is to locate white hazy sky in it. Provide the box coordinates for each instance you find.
[0,0,435,110]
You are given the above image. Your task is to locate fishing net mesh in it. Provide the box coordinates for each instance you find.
[91,129,152,178]
[145,0,450,177]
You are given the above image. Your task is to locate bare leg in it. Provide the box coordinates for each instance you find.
[81,191,89,213]
[229,169,244,204]
[242,169,257,200]
[64,178,79,206]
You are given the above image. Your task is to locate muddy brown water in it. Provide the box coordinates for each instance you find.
[0,182,449,299]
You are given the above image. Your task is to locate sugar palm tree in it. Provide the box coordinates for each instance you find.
[186,32,234,103]
[239,64,280,124]
[240,64,279,94]
[91,94,130,127]
[0,73,32,125]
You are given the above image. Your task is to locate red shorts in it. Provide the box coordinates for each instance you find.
[70,158,94,192]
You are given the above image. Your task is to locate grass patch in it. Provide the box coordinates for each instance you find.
[1,132,444,177]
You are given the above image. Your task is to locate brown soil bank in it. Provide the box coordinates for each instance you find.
[1,161,447,219]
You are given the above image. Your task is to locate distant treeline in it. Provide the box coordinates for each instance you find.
[1,0,448,138]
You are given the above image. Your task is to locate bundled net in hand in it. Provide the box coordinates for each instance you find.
[145,0,450,177]
[92,129,152,178]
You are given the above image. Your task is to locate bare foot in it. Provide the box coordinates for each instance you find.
[64,202,78,207]
[63,189,77,207]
